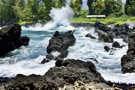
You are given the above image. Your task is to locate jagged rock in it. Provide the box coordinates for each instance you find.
[104,46,110,52]
[85,33,96,39]
[41,54,55,64]
[112,41,121,48]
[41,31,75,64]
[95,22,131,43]
[97,30,114,43]
[47,31,75,54]
[5,74,58,90]
[121,32,135,73]
[0,24,29,56]
[95,22,110,32]
[45,59,105,87]
[4,59,106,90]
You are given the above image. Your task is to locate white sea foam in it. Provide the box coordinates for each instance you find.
[1,24,135,83]
[65,27,135,83]
[0,56,55,77]
[22,5,74,31]
[51,51,61,58]
[1,5,135,84]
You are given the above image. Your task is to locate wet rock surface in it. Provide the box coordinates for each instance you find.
[1,23,135,89]
[41,31,76,64]
[85,33,96,39]
[121,32,135,73]
[4,74,59,90]
[3,59,108,90]
[2,59,135,90]
[104,46,110,52]
[95,22,132,43]
[112,41,121,48]
[46,59,105,86]
[0,24,29,56]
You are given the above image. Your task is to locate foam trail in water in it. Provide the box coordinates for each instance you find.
[22,5,74,31]
[66,27,135,83]
[2,24,135,83]
[0,57,55,77]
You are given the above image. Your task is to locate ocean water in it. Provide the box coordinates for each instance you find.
[0,24,135,83]
[0,5,135,84]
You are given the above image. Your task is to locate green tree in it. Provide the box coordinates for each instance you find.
[70,0,82,16]
[103,0,122,16]
[12,0,25,21]
[125,0,135,16]
[87,0,95,14]
[0,0,17,25]
[55,0,66,8]
[43,0,56,20]
[91,0,105,15]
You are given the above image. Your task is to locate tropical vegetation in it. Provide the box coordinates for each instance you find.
[0,0,135,25]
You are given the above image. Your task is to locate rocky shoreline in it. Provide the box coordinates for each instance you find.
[0,22,135,89]
[0,24,29,56]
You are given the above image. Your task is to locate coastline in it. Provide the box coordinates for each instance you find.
[0,22,135,89]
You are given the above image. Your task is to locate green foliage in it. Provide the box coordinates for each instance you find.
[71,14,135,25]
[91,0,105,15]
[0,0,17,25]
[103,0,122,16]
[70,0,82,16]
[88,0,122,16]
[87,0,95,14]
[125,0,135,16]
[55,0,66,8]
[0,0,66,25]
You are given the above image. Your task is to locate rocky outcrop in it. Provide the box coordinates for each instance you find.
[0,24,29,56]
[97,30,114,43]
[95,22,131,43]
[112,41,121,48]
[4,59,134,90]
[121,32,135,73]
[104,46,110,52]
[4,74,58,90]
[46,59,105,86]
[4,59,111,90]
[41,31,76,64]
[85,33,96,39]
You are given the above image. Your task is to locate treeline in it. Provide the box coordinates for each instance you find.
[125,0,135,16]
[0,0,67,25]
[0,0,135,25]
[87,0,135,16]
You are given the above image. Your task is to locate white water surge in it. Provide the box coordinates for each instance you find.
[22,5,75,31]
[0,6,135,84]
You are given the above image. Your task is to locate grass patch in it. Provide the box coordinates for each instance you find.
[71,15,135,25]
[18,20,33,25]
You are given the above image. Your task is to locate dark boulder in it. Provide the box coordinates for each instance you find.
[112,41,121,48]
[97,30,113,43]
[42,31,76,64]
[95,22,110,32]
[5,74,58,90]
[4,59,106,89]
[121,32,135,73]
[0,24,29,56]
[47,31,75,54]
[95,22,131,43]
[41,54,55,64]
[45,59,105,86]
[85,33,96,39]
[104,46,110,52]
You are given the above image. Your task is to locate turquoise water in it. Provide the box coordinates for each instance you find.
[0,24,135,83]
[0,5,135,83]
